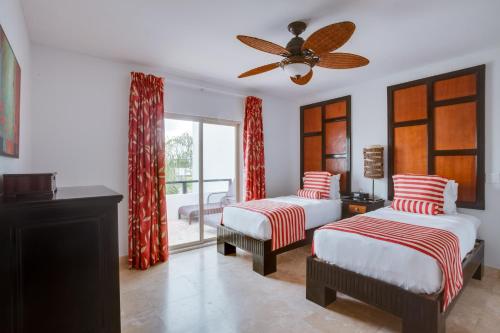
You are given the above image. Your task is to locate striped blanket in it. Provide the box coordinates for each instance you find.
[315,215,462,311]
[222,200,306,251]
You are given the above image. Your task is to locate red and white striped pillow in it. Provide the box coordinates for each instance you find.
[303,171,331,199]
[391,198,439,215]
[393,174,448,214]
[297,189,322,199]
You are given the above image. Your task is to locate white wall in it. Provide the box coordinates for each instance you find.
[296,46,500,269]
[30,28,500,268]
[0,0,32,175]
[30,44,297,256]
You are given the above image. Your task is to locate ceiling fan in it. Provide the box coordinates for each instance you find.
[237,21,369,85]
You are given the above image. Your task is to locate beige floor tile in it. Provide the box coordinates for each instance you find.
[121,245,500,333]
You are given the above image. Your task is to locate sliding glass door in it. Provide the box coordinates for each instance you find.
[202,123,237,241]
[165,118,201,247]
[165,115,239,250]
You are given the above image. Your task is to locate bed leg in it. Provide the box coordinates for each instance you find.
[217,242,236,255]
[252,252,277,276]
[306,279,337,307]
[402,301,444,333]
[473,261,484,281]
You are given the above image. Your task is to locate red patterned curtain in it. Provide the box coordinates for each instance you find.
[128,72,168,270]
[243,96,266,201]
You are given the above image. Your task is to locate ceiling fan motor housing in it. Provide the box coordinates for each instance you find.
[288,21,307,36]
[286,37,305,55]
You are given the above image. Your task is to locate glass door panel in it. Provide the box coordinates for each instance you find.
[202,123,237,240]
[165,119,200,247]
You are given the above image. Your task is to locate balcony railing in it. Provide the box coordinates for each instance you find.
[166,178,232,194]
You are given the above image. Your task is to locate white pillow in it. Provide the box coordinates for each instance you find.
[443,180,458,214]
[329,174,341,200]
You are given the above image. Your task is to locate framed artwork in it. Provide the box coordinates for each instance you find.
[0,24,21,158]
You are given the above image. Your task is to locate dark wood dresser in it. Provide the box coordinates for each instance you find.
[0,186,123,333]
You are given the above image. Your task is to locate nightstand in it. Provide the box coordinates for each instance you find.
[341,197,385,218]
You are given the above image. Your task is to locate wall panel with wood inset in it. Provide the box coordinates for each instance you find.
[434,102,477,150]
[434,73,477,101]
[435,155,477,202]
[303,106,322,133]
[326,158,348,193]
[325,121,347,155]
[303,136,322,172]
[301,96,351,195]
[388,65,485,209]
[393,85,427,122]
[325,100,347,119]
[394,125,428,175]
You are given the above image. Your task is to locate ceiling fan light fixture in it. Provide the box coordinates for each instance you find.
[283,62,311,78]
[236,20,368,85]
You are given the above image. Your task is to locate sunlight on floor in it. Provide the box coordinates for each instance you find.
[168,218,217,246]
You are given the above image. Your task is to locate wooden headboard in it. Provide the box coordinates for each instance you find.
[300,96,351,195]
[387,65,485,209]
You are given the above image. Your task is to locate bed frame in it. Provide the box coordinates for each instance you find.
[306,239,484,333]
[217,224,318,275]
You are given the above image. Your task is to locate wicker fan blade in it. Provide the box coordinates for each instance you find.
[237,35,290,56]
[238,62,281,78]
[317,52,369,69]
[290,70,313,85]
[303,22,355,55]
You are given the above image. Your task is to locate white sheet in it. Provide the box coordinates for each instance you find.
[314,207,480,294]
[222,196,342,240]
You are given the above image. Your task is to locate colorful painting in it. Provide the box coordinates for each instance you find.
[0,24,21,158]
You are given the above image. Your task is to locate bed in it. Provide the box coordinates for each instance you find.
[306,207,484,333]
[305,66,486,332]
[217,195,342,275]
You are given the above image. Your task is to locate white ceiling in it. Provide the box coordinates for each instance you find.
[21,0,500,98]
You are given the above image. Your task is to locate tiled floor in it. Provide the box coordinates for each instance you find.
[120,245,500,333]
[167,218,217,247]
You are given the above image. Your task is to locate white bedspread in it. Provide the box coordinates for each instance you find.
[222,196,342,241]
[314,207,480,294]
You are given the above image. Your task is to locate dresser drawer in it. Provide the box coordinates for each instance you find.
[348,204,367,214]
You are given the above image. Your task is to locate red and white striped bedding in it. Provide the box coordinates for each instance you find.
[393,174,448,214]
[303,171,331,199]
[297,189,322,199]
[391,198,439,215]
[222,199,306,250]
[222,196,342,241]
[315,213,464,310]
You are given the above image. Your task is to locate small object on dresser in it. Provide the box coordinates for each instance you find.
[341,197,384,218]
[2,173,57,199]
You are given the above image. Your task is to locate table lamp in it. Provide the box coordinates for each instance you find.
[363,145,384,200]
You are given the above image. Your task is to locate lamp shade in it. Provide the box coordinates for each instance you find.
[283,62,311,78]
[363,145,384,179]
